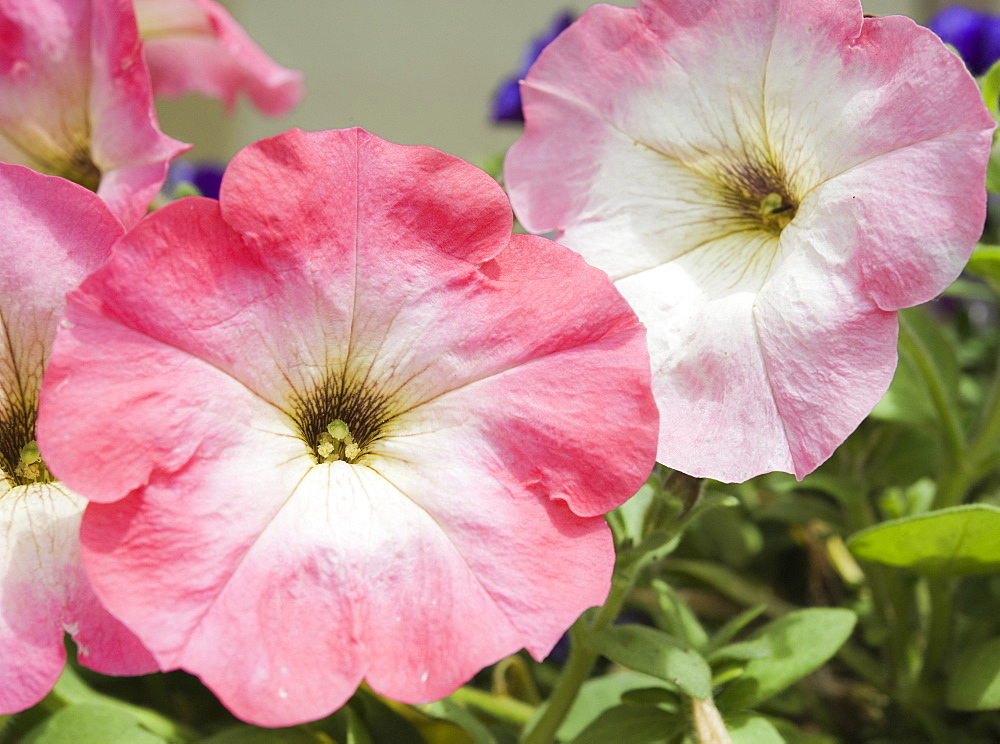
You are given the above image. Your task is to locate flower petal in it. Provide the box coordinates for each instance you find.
[0,485,155,713]
[505,0,993,481]
[0,0,187,226]
[40,128,658,726]
[0,164,153,713]
[135,0,304,116]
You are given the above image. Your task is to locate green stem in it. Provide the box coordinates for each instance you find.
[920,306,1000,508]
[836,640,887,691]
[448,686,535,727]
[936,339,1000,507]
[916,574,954,693]
[897,313,965,464]
[520,575,632,744]
[842,488,916,692]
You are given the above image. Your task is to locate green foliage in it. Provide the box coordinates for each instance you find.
[878,308,961,428]
[983,59,1000,194]
[967,244,1000,295]
[716,609,857,712]
[21,704,170,744]
[848,504,1000,575]
[569,704,677,744]
[725,713,784,744]
[554,672,676,742]
[199,726,320,743]
[590,625,712,700]
[947,637,1000,711]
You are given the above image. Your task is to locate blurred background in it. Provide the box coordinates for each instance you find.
[157,0,986,167]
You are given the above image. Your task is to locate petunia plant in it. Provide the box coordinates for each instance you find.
[2,0,1000,743]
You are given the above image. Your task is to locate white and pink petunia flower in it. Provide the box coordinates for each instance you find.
[37,128,659,726]
[0,0,188,226]
[0,164,155,715]
[505,0,996,482]
[134,0,304,116]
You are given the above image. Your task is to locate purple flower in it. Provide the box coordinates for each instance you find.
[490,11,575,123]
[929,6,1000,76]
[164,159,226,199]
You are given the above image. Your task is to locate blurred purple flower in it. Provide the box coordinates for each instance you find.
[491,11,575,124]
[928,6,1000,76]
[164,159,225,199]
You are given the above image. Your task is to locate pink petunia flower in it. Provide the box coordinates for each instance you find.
[0,164,155,714]
[505,0,996,482]
[37,128,659,726]
[134,0,304,116]
[0,0,188,226]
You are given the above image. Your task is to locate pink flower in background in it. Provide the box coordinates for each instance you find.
[38,128,658,726]
[505,0,995,482]
[135,0,304,116]
[0,165,155,714]
[0,0,187,226]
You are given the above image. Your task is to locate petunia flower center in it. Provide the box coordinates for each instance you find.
[758,191,797,232]
[291,374,399,466]
[713,158,799,236]
[316,419,362,464]
[2,122,102,192]
[1,400,53,487]
[14,440,53,485]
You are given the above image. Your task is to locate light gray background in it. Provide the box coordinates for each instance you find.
[156,0,982,166]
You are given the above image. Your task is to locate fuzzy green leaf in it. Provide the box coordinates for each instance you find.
[591,624,712,700]
[570,704,676,744]
[847,504,1000,575]
[726,713,784,744]
[554,672,674,742]
[716,609,856,711]
[22,705,169,744]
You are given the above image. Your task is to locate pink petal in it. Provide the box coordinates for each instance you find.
[0,0,187,226]
[135,0,304,115]
[0,164,154,714]
[38,128,658,726]
[505,0,994,481]
[0,486,155,713]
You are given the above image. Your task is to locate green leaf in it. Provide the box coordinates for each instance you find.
[652,579,709,651]
[726,713,784,744]
[988,142,1000,195]
[661,558,797,618]
[847,504,1000,575]
[716,609,856,711]
[768,716,838,744]
[612,481,658,546]
[620,687,681,709]
[48,666,193,743]
[706,605,768,654]
[707,638,771,664]
[421,699,497,744]
[590,625,713,700]
[982,58,1000,120]
[555,672,675,742]
[753,492,843,531]
[947,636,1000,710]
[350,690,425,744]
[347,705,374,744]
[22,704,170,744]
[967,244,1000,294]
[200,726,319,744]
[875,308,960,426]
[689,503,762,568]
[570,704,676,744]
